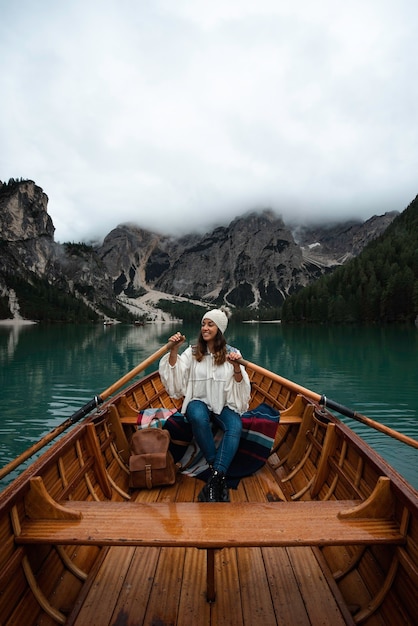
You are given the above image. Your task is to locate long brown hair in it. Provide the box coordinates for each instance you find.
[193,329,227,366]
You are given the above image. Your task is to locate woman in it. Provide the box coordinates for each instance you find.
[159,308,251,502]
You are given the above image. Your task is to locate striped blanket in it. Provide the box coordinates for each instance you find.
[161,403,280,487]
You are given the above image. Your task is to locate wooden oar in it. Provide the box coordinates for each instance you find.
[0,342,173,481]
[239,358,418,450]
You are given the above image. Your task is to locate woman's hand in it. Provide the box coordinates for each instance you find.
[227,351,243,380]
[227,351,242,363]
[168,332,186,365]
[169,332,186,347]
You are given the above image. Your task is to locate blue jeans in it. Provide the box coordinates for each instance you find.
[185,400,242,474]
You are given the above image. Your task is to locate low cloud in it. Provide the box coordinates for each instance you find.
[1,0,417,242]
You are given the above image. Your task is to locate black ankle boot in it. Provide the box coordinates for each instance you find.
[198,468,225,502]
[198,466,230,502]
[206,470,223,502]
[219,474,230,502]
[198,465,212,502]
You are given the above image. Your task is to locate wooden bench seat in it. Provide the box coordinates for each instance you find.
[119,413,302,426]
[17,500,404,547]
[15,476,405,602]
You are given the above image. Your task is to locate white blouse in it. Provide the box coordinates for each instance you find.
[159,345,251,416]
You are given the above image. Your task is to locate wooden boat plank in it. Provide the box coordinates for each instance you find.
[0,544,24,590]
[4,591,40,626]
[177,547,211,626]
[311,546,362,625]
[65,547,111,626]
[256,465,287,501]
[240,471,269,502]
[58,486,361,626]
[112,546,161,624]
[242,466,287,502]
[236,546,278,625]
[288,546,355,626]
[163,472,198,503]
[210,547,244,626]
[32,545,87,622]
[320,545,379,622]
[17,500,405,547]
[142,546,186,625]
[0,568,34,626]
[72,545,354,626]
[262,546,312,626]
[230,479,247,502]
[70,545,137,626]
[352,547,405,625]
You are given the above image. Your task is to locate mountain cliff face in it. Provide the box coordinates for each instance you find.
[0,179,399,321]
[0,180,53,240]
[97,209,398,311]
[0,180,117,318]
[0,179,57,275]
[147,212,317,307]
[295,212,400,265]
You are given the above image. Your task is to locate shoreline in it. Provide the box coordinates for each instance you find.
[0,319,37,326]
[242,320,282,324]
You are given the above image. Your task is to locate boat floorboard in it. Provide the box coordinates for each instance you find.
[67,467,356,626]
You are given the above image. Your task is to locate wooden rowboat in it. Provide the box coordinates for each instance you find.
[0,345,417,626]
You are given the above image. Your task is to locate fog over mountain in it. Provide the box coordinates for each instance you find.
[0,180,399,322]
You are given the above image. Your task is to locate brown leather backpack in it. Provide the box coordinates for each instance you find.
[129,427,177,489]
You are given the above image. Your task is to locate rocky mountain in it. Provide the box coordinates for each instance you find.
[97,209,398,311]
[0,179,118,321]
[0,178,399,321]
[0,179,56,273]
[294,212,400,265]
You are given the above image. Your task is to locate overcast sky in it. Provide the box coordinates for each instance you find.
[1,0,417,243]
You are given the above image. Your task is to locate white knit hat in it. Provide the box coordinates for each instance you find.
[202,308,229,334]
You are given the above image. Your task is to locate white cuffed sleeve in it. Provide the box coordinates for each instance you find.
[225,365,251,414]
[159,346,193,399]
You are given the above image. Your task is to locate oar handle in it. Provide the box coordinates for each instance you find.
[239,358,418,450]
[69,396,103,424]
[319,396,354,418]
